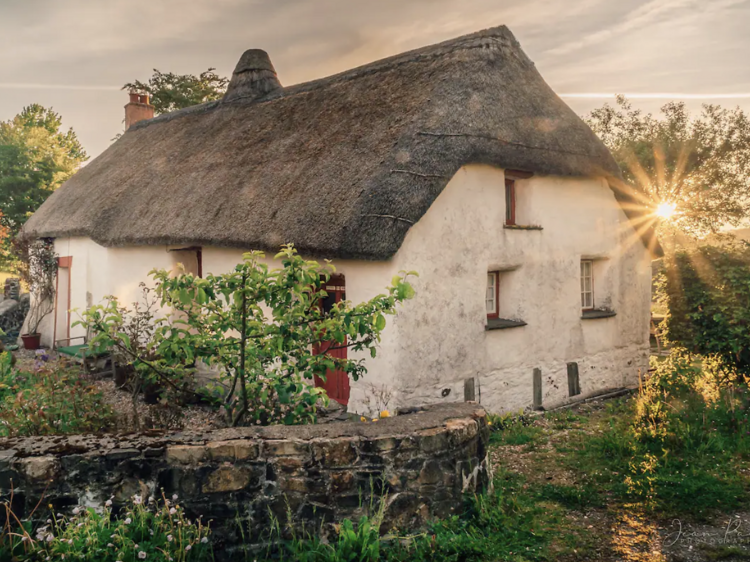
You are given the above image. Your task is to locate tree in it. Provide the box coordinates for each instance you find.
[658,239,750,381]
[586,96,750,236]
[123,68,229,115]
[80,246,416,427]
[0,104,88,255]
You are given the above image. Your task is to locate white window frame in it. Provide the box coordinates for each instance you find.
[581,260,594,310]
[486,272,499,317]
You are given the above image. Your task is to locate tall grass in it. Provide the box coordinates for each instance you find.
[578,351,750,518]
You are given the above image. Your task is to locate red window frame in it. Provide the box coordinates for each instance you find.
[505,179,516,226]
[486,271,500,319]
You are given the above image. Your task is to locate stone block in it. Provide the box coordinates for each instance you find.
[206,441,237,462]
[113,478,149,504]
[418,460,442,486]
[106,448,141,461]
[417,427,451,453]
[330,471,355,494]
[313,438,358,466]
[445,418,478,445]
[203,466,253,494]
[264,440,310,458]
[18,456,58,482]
[362,436,400,453]
[234,440,260,461]
[271,456,304,474]
[166,445,206,465]
[278,477,311,494]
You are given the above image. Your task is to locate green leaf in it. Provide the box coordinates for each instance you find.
[374,313,386,331]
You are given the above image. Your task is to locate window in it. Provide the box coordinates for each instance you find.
[486,272,499,318]
[505,179,516,226]
[580,260,594,309]
[169,246,203,278]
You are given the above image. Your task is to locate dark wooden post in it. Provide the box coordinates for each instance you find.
[567,362,581,397]
[464,378,476,402]
[533,368,542,410]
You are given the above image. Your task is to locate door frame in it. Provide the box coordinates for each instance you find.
[313,274,350,405]
[53,256,73,344]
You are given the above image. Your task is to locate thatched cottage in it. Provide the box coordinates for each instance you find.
[22,26,656,414]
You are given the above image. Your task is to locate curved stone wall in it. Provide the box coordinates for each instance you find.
[0,403,489,558]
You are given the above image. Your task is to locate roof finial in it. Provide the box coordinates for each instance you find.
[223,49,282,103]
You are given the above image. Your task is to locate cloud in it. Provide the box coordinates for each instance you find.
[561,93,750,99]
[1,0,749,159]
[544,0,744,58]
[0,83,119,91]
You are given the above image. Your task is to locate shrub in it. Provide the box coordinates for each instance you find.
[81,245,416,427]
[0,358,113,437]
[660,240,750,379]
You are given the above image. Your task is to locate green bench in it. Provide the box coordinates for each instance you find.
[55,336,116,377]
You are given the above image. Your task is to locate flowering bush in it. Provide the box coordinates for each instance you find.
[29,493,211,561]
[0,357,113,437]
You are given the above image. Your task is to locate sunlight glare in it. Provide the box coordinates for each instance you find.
[656,201,676,219]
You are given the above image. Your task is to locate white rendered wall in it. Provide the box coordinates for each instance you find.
[377,165,651,413]
[45,164,651,415]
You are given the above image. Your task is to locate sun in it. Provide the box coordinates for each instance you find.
[656,201,677,219]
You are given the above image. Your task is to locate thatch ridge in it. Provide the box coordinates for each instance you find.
[22,25,649,260]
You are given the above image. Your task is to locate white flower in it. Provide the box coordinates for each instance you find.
[133,495,142,505]
[149,529,154,535]
[172,494,178,501]
[167,535,173,542]
[124,518,132,525]
[105,500,113,507]
[169,508,177,515]
[185,545,191,551]
[108,543,114,548]
[72,507,80,515]
[138,552,147,559]
[46,534,53,542]
[67,539,73,544]
[21,536,27,542]
[201,537,208,544]
[148,496,155,503]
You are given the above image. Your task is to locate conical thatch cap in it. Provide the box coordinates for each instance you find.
[223,49,281,102]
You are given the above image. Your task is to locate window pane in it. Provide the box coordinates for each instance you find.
[581,260,593,309]
[486,273,496,314]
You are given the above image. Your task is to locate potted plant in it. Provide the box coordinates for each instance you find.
[14,238,57,350]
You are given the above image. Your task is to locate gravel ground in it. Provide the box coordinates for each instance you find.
[12,347,224,432]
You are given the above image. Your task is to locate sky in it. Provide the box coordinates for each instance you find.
[1,0,749,159]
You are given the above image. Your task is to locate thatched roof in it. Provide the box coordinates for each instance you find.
[22,25,650,260]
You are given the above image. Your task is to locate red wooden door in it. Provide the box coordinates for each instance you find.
[313,275,350,405]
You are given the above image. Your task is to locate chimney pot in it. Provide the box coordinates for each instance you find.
[124,92,155,130]
[223,49,282,103]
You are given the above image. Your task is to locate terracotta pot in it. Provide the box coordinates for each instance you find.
[21,333,41,350]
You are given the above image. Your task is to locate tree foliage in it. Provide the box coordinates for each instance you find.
[80,246,416,427]
[0,104,88,252]
[123,68,228,115]
[658,239,750,379]
[586,96,750,235]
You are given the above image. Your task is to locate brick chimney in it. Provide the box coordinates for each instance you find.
[124,92,154,129]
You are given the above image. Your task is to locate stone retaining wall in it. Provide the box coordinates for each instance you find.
[0,403,489,558]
